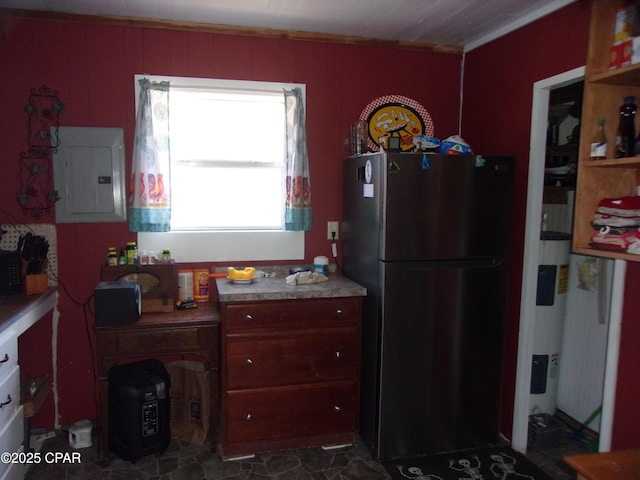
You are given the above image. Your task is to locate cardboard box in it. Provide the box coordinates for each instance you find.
[610,39,632,69]
[632,37,640,64]
[615,6,634,45]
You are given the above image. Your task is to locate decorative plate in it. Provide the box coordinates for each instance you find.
[360,95,434,152]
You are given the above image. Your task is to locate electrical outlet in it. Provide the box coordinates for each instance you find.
[327,221,339,240]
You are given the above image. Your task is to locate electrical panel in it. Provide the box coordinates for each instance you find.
[52,126,126,223]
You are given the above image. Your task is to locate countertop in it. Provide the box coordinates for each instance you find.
[564,448,640,479]
[0,287,57,336]
[216,273,366,302]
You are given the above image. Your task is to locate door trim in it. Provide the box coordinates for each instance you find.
[512,65,623,452]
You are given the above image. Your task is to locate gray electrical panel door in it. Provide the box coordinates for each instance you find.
[52,126,126,223]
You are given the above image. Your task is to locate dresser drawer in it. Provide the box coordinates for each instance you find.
[0,330,18,383]
[226,328,358,388]
[224,297,360,332]
[0,365,19,427]
[0,402,24,479]
[102,325,218,357]
[224,381,357,444]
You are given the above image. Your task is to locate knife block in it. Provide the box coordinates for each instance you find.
[24,273,48,295]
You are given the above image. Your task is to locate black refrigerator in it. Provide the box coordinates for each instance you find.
[342,151,514,460]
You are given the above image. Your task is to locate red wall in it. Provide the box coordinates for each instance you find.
[5,3,639,450]
[612,262,640,449]
[462,1,591,438]
[0,13,462,427]
[464,1,640,450]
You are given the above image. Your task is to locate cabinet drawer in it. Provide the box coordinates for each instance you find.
[224,297,360,332]
[0,407,24,480]
[224,381,357,444]
[226,329,358,388]
[0,365,19,427]
[104,325,217,357]
[0,330,18,382]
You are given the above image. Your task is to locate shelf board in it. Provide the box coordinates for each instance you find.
[582,156,640,167]
[573,246,640,262]
[589,63,640,85]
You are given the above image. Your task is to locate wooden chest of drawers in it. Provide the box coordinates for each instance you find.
[220,296,361,458]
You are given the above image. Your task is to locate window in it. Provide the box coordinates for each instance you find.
[135,75,305,262]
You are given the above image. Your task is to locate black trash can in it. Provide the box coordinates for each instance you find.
[108,359,170,461]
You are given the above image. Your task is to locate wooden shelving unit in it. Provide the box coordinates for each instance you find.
[573,0,640,262]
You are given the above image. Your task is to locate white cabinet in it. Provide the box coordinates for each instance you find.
[0,329,22,480]
[0,289,57,480]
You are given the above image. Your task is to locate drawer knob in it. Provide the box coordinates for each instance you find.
[246,413,253,421]
[0,394,11,408]
[0,353,8,364]
[335,309,343,316]
[246,358,253,365]
[333,405,341,413]
[335,351,341,359]
[245,314,253,321]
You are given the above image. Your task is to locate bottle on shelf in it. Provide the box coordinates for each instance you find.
[107,247,118,266]
[125,241,138,265]
[615,96,636,158]
[590,119,608,160]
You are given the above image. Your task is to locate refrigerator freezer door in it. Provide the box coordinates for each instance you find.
[382,154,514,261]
[376,258,508,459]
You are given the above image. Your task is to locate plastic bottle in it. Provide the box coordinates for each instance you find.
[615,96,636,158]
[125,241,138,265]
[118,248,126,265]
[590,119,608,160]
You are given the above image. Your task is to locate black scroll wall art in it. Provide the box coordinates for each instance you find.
[16,85,64,218]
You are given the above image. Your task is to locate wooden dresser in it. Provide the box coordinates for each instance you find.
[94,302,220,458]
[217,275,365,458]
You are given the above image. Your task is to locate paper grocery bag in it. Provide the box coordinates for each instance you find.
[166,360,211,445]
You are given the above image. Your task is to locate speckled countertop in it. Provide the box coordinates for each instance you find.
[215,273,366,302]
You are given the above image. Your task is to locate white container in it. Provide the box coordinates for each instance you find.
[314,256,329,274]
[178,270,194,301]
[69,419,93,449]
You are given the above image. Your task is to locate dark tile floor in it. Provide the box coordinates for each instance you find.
[24,426,593,480]
[24,433,391,480]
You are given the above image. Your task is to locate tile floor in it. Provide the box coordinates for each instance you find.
[24,427,592,479]
[24,433,391,480]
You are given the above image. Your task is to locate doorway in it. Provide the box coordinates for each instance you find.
[511,66,627,453]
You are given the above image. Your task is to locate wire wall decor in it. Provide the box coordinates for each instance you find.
[17,85,65,218]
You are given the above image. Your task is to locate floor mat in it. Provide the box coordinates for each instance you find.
[383,445,555,480]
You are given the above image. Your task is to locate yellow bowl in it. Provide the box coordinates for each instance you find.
[228,267,256,280]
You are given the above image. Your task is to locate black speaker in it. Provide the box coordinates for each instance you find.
[94,281,141,326]
[109,359,170,461]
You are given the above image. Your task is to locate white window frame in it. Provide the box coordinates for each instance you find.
[134,74,305,263]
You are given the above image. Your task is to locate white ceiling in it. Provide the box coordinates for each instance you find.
[0,0,577,51]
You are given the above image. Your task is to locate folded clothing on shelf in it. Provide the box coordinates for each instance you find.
[595,196,640,217]
[591,227,640,251]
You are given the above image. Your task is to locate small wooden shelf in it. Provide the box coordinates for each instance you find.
[573,0,640,263]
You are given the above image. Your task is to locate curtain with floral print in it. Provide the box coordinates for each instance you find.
[128,78,171,232]
[284,88,312,231]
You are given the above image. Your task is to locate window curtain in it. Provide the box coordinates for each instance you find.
[284,88,312,231]
[128,79,171,232]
